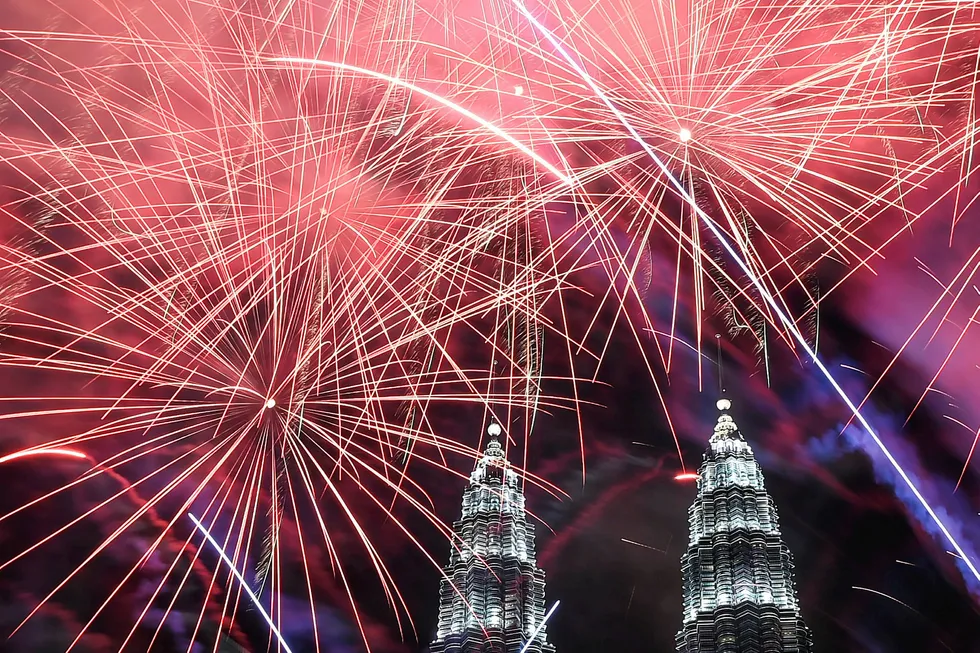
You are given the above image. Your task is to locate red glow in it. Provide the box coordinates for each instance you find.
[0,448,88,464]
[674,472,700,482]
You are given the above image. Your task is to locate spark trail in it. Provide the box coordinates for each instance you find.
[188,513,294,653]
[0,448,87,464]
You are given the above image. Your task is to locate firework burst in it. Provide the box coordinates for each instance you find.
[2,0,980,648]
[485,0,980,355]
[0,1,579,649]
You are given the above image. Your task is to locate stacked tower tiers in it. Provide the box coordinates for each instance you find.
[429,431,554,653]
[676,400,813,653]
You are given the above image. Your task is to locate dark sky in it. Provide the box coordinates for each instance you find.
[2,1,980,652]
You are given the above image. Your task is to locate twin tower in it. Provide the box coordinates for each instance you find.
[427,400,814,653]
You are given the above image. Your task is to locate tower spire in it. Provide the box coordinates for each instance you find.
[715,333,725,397]
[429,422,555,653]
[676,397,813,652]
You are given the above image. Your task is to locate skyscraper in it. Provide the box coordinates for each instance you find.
[429,424,555,653]
[676,398,813,653]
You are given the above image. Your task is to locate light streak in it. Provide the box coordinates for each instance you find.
[621,538,666,553]
[266,57,574,186]
[0,448,88,464]
[852,586,920,614]
[674,473,700,482]
[519,600,560,653]
[188,513,294,653]
[840,364,869,376]
[515,0,980,584]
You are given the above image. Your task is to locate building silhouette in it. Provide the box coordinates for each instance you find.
[676,398,813,653]
[429,424,555,653]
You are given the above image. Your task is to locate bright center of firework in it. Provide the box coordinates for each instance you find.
[678,128,692,143]
[265,398,276,410]
[514,85,524,96]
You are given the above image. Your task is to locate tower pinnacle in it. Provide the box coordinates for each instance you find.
[710,398,742,443]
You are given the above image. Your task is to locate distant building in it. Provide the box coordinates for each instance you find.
[676,399,813,653]
[429,425,555,653]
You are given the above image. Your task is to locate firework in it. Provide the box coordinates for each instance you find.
[388,0,980,476]
[503,0,980,586]
[491,0,975,348]
[0,1,577,649]
[2,0,980,648]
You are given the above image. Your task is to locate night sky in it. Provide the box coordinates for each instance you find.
[2,1,980,652]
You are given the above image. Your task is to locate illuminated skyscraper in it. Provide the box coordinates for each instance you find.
[429,425,555,653]
[676,399,813,653]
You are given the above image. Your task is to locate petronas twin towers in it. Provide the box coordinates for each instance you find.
[427,401,812,653]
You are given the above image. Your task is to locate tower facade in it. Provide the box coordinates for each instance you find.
[676,399,813,653]
[429,426,555,653]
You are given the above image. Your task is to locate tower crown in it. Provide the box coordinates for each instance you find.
[709,398,743,443]
[467,428,521,517]
[484,437,505,461]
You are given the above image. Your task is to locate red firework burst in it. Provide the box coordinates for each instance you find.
[0,1,577,649]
